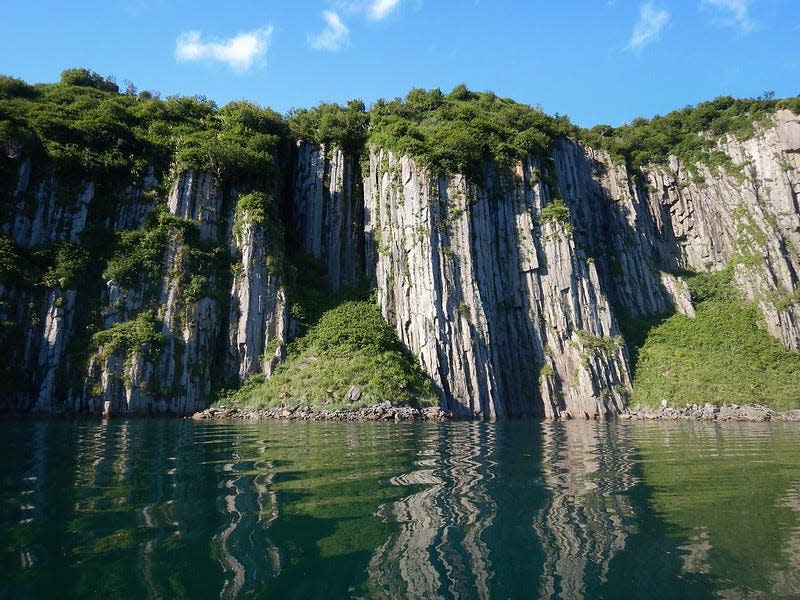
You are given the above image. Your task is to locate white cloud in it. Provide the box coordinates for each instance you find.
[367,0,402,20]
[704,0,756,32]
[337,0,405,20]
[308,11,350,51]
[175,26,272,71]
[627,2,670,50]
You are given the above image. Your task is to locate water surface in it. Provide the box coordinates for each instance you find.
[1,419,798,598]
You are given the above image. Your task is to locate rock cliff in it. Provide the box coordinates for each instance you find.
[638,109,800,349]
[363,150,632,418]
[1,159,289,415]
[2,81,799,419]
[296,107,800,418]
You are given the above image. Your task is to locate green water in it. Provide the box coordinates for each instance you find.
[1,419,798,599]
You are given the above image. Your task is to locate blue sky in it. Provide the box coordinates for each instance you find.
[1,1,797,127]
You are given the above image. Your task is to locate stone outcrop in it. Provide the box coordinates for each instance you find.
[351,109,800,418]
[0,159,95,412]
[634,109,800,349]
[168,170,224,241]
[3,160,93,248]
[553,140,691,318]
[81,170,224,415]
[82,172,290,416]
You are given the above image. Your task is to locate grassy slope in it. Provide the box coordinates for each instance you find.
[217,258,438,410]
[623,271,800,409]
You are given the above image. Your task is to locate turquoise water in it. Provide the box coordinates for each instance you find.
[1,419,799,598]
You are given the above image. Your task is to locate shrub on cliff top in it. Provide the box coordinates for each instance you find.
[368,84,576,180]
[581,93,800,172]
[0,70,288,185]
[288,99,369,156]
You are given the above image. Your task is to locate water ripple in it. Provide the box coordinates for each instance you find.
[2,419,800,598]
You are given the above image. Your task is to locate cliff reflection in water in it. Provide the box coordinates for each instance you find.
[366,424,497,598]
[5,419,800,598]
[212,434,281,598]
[533,422,639,598]
[365,421,641,599]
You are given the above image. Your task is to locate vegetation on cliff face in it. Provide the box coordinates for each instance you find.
[623,270,800,410]
[225,299,438,409]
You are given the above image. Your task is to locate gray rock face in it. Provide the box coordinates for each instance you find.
[84,233,221,416]
[356,110,800,418]
[114,167,158,232]
[84,171,290,416]
[0,161,93,411]
[4,161,93,248]
[32,289,76,413]
[168,170,224,241]
[227,205,288,382]
[635,109,800,348]
[0,162,289,416]
[291,142,364,290]
[553,140,688,318]
[364,150,630,418]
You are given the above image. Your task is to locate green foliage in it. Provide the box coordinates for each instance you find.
[0,71,287,186]
[103,203,228,307]
[538,198,571,227]
[0,236,88,289]
[626,273,800,409]
[309,300,398,352]
[576,330,621,355]
[581,94,800,172]
[91,311,165,360]
[59,68,119,93]
[685,267,739,303]
[183,275,210,303]
[285,253,339,328]
[368,85,576,180]
[40,242,89,288]
[224,298,437,409]
[0,236,28,285]
[220,250,436,410]
[288,99,368,155]
[173,100,287,179]
[103,215,171,289]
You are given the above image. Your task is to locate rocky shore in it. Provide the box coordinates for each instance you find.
[190,401,800,423]
[190,401,452,422]
[622,402,800,422]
